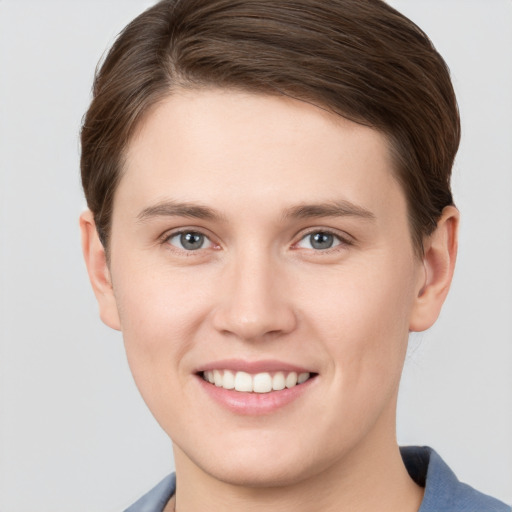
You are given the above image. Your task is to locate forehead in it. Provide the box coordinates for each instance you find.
[118,89,405,222]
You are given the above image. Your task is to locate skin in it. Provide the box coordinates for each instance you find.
[81,89,458,512]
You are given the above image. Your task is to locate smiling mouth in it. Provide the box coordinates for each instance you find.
[200,370,315,393]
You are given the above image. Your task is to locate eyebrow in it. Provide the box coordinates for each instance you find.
[137,200,226,223]
[283,200,376,221]
[136,199,375,223]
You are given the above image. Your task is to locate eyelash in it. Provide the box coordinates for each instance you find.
[293,228,353,253]
[160,228,353,254]
[161,229,217,253]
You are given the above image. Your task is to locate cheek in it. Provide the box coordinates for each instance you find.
[114,255,213,337]
[111,262,214,401]
[302,256,417,386]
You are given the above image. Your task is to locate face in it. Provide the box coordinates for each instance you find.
[104,89,427,486]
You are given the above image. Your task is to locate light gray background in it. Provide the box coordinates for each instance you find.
[0,1,511,510]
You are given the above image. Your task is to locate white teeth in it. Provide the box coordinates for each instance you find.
[213,369,223,387]
[234,371,253,392]
[222,370,235,390]
[203,370,311,393]
[297,372,310,384]
[272,372,286,391]
[285,372,298,388]
[253,373,273,393]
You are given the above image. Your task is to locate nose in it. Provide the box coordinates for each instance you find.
[211,251,298,341]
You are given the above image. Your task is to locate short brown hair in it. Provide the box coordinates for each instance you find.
[80,0,460,256]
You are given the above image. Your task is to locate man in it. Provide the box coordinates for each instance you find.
[79,1,510,510]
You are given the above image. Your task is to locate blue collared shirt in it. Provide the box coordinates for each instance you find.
[124,446,511,512]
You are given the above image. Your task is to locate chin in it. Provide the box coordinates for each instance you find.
[176,431,336,489]
[202,457,314,489]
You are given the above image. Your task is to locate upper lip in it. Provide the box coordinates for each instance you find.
[195,359,314,374]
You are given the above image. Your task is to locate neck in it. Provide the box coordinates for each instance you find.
[170,423,423,512]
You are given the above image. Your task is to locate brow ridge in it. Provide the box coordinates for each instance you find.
[137,200,224,222]
[137,199,375,224]
[283,200,376,221]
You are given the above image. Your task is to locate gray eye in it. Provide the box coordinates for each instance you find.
[297,231,341,250]
[168,231,212,251]
[310,232,334,250]
[181,232,204,250]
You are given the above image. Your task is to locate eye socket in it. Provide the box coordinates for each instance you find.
[166,231,213,251]
[296,231,344,250]
[164,229,347,252]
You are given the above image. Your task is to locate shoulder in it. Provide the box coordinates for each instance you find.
[123,473,176,512]
[401,446,511,512]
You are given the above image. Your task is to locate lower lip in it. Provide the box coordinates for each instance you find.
[196,375,316,415]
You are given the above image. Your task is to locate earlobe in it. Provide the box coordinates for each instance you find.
[79,210,121,331]
[409,205,459,332]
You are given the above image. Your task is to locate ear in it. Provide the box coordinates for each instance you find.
[79,210,121,331]
[409,205,459,332]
